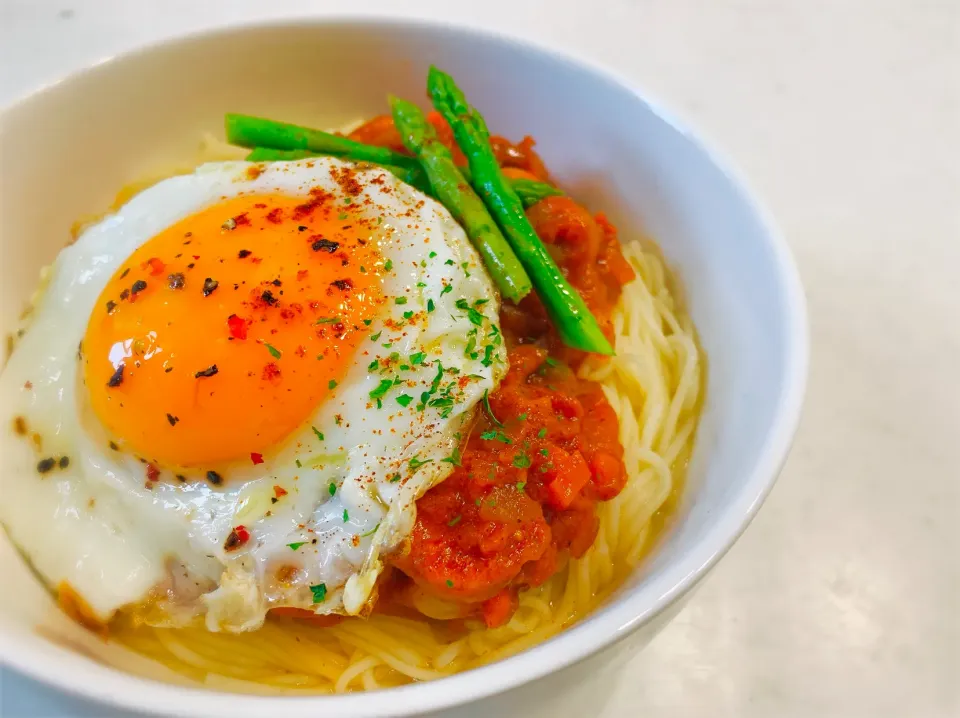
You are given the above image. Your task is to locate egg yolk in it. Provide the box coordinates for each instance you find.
[83,191,385,468]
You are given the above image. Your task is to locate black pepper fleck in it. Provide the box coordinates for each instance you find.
[202,278,219,296]
[331,279,353,291]
[261,290,277,305]
[59,456,70,469]
[166,413,180,426]
[311,238,339,253]
[237,249,252,259]
[131,279,148,294]
[168,273,186,289]
[206,470,223,485]
[106,300,117,314]
[195,364,218,379]
[107,363,125,387]
[37,458,56,474]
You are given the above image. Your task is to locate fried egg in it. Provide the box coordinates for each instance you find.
[0,158,506,631]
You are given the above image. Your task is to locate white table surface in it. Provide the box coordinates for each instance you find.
[1,1,957,716]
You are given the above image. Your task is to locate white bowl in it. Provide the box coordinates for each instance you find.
[0,16,808,718]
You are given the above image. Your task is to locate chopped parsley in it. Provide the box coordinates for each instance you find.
[342,509,349,522]
[312,426,324,442]
[537,427,548,439]
[516,481,527,492]
[445,259,455,266]
[447,515,462,527]
[360,523,381,538]
[481,345,495,367]
[328,482,337,496]
[483,389,504,427]
[396,394,413,407]
[408,456,433,471]
[388,473,401,482]
[403,310,414,320]
[429,251,437,258]
[517,413,528,422]
[315,317,340,324]
[384,259,393,271]
[328,379,338,390]
[480,429,511,444]
[370,378,394,402]
[446,579,454,588]
[295,459,302,468]
[265,343,282,359]
[513,453,532,469]
[427,299,436,313]
[410,352,426,365]
[441,284,453,295]
[441,446,462,466]
[287,542,307,551]
[368,359,379,371]
[540,448,550,456]
[370,331,382,341]
[310,584,327,603]
[394,297,408,305]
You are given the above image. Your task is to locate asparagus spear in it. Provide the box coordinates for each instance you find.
[427,67,613,355]
[245,148,316,162]
[226,114,418,169]
[510,178,563,207]
[390,96,532,303]
[235,116,561,207]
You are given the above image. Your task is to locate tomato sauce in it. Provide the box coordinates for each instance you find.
[351,114,635,628]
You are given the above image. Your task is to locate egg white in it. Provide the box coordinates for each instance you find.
[0,158,506,631]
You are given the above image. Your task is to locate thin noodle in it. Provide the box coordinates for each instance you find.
[110,238,703,692]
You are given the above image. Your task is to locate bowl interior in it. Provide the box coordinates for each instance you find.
[0,18,805,718]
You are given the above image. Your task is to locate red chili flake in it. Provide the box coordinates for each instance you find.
[250,452,264,465]
[144,258,165,275]
[262,362,282,383]
[266,208,283,223]
[295,345,307,358]
[227,314,248,340]
[254,203,267,209]
[224,525,250,551]
[23,381,33,390]
[146,463,160,482]
[233,213,251,227]
[297,270,309,281]
[273,485,287,498]
[330,279,353,291]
